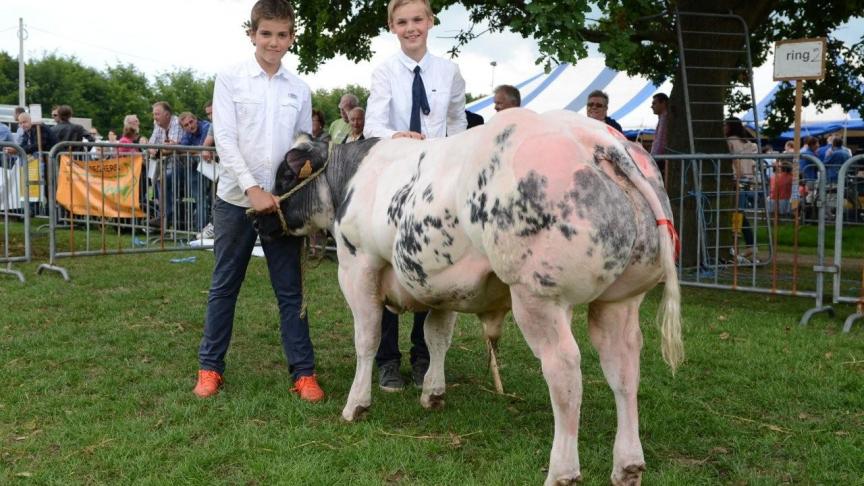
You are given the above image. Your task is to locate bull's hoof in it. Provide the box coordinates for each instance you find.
[420,393,446,410]
[341,404,369,422]
[611,463,645,486]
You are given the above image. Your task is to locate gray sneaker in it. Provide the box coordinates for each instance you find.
[378,361,405,392]
[412,359,429,389]
[194,222,215,240]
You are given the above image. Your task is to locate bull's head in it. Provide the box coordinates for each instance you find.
[252,134,332,243]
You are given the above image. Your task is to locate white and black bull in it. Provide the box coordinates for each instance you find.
[256,108,683,486]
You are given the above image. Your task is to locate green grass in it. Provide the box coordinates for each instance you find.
[755,221,864,258]
[2,248,863,485]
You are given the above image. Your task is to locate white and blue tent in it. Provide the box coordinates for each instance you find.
[467,56,863,140]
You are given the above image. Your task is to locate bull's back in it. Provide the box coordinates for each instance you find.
[457,110,663,304]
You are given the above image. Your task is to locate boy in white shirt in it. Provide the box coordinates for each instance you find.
[365,0,467,391]
[193,0,324,403]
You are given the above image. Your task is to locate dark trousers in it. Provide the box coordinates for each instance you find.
[375,309,429,367]
[198,198,315,380]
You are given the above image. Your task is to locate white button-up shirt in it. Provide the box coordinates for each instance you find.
[212,57,312,207]
[365,51,467,140]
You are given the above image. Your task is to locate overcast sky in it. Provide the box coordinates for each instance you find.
[3,0,863,100]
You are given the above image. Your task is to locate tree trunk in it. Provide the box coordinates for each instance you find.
[662,3,776,266]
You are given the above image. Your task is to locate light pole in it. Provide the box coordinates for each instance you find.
[18,18,27,107]
[490,60,497,94]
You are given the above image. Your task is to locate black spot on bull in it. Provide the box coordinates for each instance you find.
[563,169,636,270]
[533,272,557,287]
[467,128,512,228]
[422,184,434,203]
[469,191,489,226]
[495,125,515,147]
[341,235,357,256]
[387,171,419,226]
[488,171,557,237]
[336,188,354,224]
[558,223,577,240]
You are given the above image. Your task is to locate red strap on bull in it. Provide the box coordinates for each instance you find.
[656,219,680,260]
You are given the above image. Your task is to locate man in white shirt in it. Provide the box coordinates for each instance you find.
[194,0,324,403]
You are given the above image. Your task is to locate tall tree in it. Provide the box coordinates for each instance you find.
[101,64,154,133]
[289,0,863,148]
[311,84,370,128]
[24,53,108,128]
[151,69,215,133]
[0,51,19,106]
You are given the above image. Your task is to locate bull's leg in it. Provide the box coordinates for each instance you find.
[479,310,508,394]
[510,285,582,486]
[587,296,646,486]
[419,309,457,410]
[338,254,385,422]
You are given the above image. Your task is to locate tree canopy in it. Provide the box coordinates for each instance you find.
[290,0,863,142]
[0,51,213,136]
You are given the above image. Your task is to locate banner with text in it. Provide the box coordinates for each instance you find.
[56,154,146,218]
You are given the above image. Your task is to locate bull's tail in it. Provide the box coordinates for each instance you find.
[656,220,683,372]
[611,141,683,371]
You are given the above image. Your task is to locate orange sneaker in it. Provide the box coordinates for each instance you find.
[193,370,223,398]
[292,374,325,403]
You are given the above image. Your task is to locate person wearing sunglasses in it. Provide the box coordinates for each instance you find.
[585,90,622,133]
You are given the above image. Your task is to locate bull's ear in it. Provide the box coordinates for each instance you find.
[275,137,329,196]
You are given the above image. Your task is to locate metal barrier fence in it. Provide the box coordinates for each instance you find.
[0,142,32,283]
[37,142,220,281]
[656,153,839,326]
[8,140,863,329]
[830,153,864,332]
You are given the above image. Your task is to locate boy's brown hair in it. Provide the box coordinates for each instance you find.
[250,0,296,33]
[387,0,433,24]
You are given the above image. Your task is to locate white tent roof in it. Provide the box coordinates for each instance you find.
[467,56,861,134]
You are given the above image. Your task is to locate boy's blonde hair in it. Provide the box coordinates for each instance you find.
[387,0,434,24]
[250,0,296,34]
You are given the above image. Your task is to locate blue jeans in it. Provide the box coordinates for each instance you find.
[198,197,315,380]
[376,309,429,367]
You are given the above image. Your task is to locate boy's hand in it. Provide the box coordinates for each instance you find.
[247,186,280,214]
[393,131,425,140]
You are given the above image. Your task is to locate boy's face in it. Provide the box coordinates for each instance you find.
[251,18,295,71]
[389,2,433,58]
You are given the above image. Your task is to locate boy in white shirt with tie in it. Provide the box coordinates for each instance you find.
[365,0,467,391]
[193,0,324,403]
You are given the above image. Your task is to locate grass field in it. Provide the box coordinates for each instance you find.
[2,246,863,485]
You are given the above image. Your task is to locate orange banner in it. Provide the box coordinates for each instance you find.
[55,154,145,218]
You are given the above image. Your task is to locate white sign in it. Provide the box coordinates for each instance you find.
[29,104,44,123]
[773,38,826,81]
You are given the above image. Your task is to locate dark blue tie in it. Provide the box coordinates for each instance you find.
[410,65,430,133]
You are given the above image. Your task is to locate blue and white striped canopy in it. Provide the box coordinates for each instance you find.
[467,56,862,139]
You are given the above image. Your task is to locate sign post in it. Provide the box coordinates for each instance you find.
[773,37,826,290]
